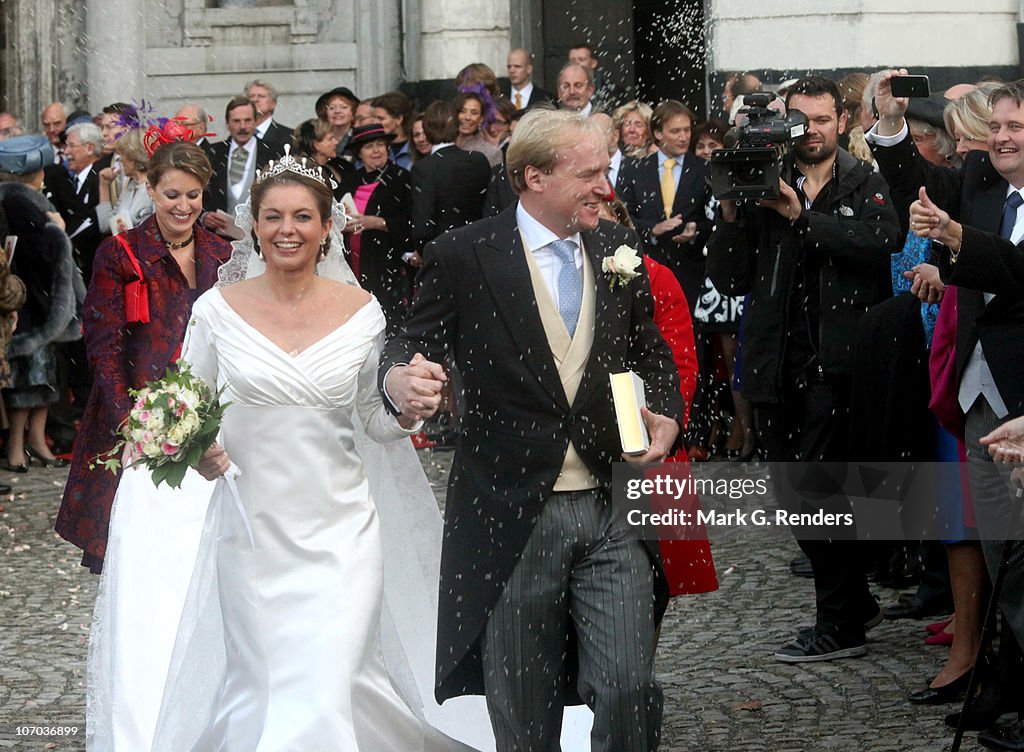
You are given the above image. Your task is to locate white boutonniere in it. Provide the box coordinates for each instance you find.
[601,245,643,290]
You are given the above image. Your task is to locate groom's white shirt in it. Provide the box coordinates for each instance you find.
[383,204,585,412]
[516,202,583,310]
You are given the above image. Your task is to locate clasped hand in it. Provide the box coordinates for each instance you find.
[902,263,944,304]
[384,352,446,421]
[653,215,697,244]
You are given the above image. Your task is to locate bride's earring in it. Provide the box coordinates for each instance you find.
[320,236,330,258]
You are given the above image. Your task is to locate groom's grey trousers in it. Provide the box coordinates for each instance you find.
[480,488,661,752]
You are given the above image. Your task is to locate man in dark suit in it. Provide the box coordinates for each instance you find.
[502,48,555,111]
[246,79,292,159]
[618,100,712,312]
[43,121,103,282]
[175,103,215,156]
[382,108,681,752]
[409,100,491,258]
[42,121,100,445]
[203,96,274,237]
[871,71,1024,748]
[569,42,620,112]
[41,102,67,164]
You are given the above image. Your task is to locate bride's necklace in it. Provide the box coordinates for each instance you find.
[166,232,195,250]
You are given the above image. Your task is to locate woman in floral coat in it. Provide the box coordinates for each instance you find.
[57,139,231,572]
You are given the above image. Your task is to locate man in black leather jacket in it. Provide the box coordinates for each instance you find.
[708,75,900,663]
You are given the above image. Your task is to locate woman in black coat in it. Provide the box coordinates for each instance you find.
[338,123,413,336]
[0,159,83,472]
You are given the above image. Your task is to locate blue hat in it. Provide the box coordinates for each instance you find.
[0,135,54,175]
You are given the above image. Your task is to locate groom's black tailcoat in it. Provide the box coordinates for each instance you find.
[379,205,682,702]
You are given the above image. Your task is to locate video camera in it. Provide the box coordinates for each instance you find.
[710,92,809,200]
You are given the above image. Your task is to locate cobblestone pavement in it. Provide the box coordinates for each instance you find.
[0,454,994,751]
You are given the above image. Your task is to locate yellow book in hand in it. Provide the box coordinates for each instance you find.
[609,371,650,455]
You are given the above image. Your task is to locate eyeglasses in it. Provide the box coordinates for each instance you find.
[64,140,85,150]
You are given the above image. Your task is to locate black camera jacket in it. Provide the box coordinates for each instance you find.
[706,148,901,404]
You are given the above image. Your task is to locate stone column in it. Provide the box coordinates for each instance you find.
[5,0,54,126]
[86,0,145,111]
[357,0,401,96]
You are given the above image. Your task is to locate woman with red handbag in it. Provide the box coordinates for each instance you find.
[57,135,231,575]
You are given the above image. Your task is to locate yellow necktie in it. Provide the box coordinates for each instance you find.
[514,92,523,110]
[661,158,677,219]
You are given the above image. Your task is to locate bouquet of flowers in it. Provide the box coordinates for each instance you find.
[93,361,229,489]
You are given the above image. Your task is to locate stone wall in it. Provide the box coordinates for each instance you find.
[7,0,512,129]
[708,0,1021,74]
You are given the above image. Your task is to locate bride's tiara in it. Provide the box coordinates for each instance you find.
[255,144,338,190]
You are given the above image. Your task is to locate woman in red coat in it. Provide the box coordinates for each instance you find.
[56,138,231,573]
[645,255,718,596]
[599,195,717,596]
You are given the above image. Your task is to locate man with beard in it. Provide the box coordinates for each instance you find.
[707,75,900,662]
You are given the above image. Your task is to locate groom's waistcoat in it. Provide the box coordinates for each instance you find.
[521,233,599,491]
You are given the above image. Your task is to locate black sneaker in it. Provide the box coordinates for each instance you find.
[775,626,866,663]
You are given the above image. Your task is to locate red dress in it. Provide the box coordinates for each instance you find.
[56,216,231,566]
[645,256,719,596]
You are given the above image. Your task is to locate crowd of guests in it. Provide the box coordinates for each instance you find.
[2,42,1024,750]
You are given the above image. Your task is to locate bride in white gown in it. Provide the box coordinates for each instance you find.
[154,164,491,752]
[92,153,493,751]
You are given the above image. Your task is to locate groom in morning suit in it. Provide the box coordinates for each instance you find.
[381,109,682,751]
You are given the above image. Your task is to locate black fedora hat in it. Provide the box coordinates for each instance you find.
[345,123,396,153]
[315,87,360,116]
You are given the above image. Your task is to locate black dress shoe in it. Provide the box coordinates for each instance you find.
[0,483,11,495]
[789,554,814,578]
[3,462,27,474]
[909,670,971,704]
[980,719,1024,751]
[883,593,951,620]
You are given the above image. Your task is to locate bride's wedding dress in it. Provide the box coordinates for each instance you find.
[92,289,492,751]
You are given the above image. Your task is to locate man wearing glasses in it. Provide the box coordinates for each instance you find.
[556,63,597,117]
[43,122,103,282]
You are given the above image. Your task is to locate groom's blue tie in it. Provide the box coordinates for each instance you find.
[549,239,582,337]
[1000,191,1023,239]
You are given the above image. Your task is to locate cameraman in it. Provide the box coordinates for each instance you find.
[707,75,900,662]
